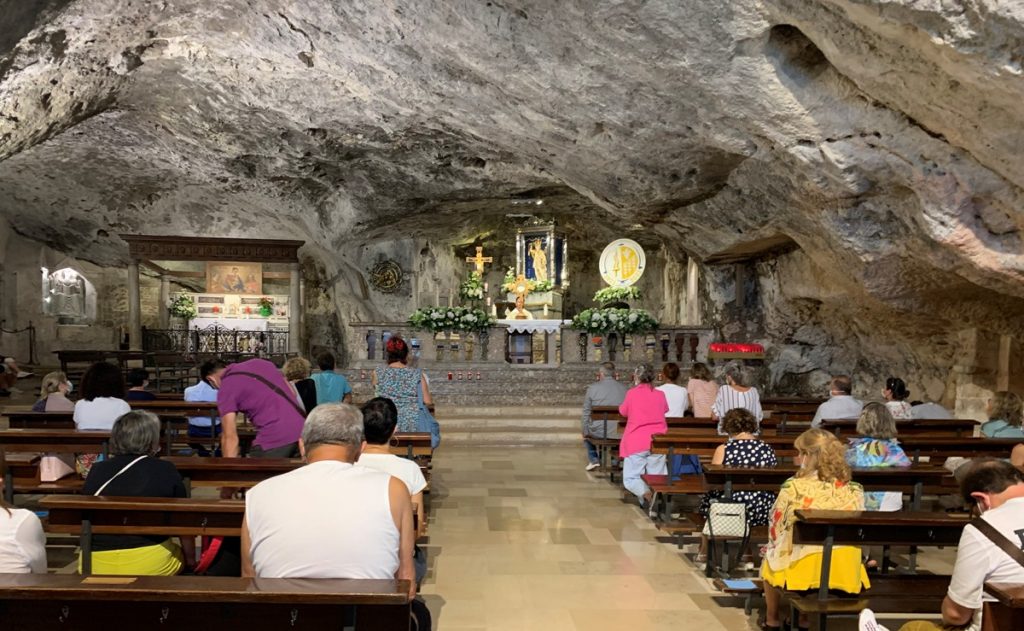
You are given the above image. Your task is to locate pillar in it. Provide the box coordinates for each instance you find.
[158,275,170,329]
[127,261,142,350]
[288,262,301,354]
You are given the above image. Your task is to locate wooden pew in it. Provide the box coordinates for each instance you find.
[5,411,215,457]
[0,574,411,630]
[789,509,968,630]
[982,582,1024,631]
[0,429,111,502]
[41,495,245,575]
[822,417,978,438]
[163,456,302,495]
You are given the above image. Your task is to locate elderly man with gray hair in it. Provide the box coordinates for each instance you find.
[582,362,628,471]
[242,403,417,599]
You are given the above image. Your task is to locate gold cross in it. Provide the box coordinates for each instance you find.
[465,246,493,274]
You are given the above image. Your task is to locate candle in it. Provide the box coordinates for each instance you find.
[484,282,489,292]
[543,304,549,317]
[448,294,453,307]
[491,304,497,317]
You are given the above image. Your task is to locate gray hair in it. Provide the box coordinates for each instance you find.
[598,362,615,378]
[110,410,161,455]
[301,403,364,452]
[724,362,747,387]
[634,362,655,386]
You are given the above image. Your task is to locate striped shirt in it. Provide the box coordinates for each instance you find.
[687,379,719,418]
[712,385,763,434]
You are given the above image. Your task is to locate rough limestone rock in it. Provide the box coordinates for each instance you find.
[1,1,1022,393]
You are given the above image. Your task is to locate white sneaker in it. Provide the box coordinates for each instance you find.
[585,462,601,471]
[858,609,890,631]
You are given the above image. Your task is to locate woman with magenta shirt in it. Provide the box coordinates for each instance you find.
[619,363,669,508]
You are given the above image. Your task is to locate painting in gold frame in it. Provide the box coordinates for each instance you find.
[206,262,262,295]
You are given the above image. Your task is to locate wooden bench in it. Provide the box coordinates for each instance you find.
[0,429,112,502]
[41,495,245,575]
[163,456,302,495]
[789,509,968,630]
[0,574,411,630]
[822,418,978,438]
[982,582,1024,631]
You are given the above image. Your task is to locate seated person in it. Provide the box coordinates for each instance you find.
[0,356,22,395]
[581,362,628,471]
[73,362,131,477]
[910,399,953,420]
[698,408,777,559]
[979,391,1024,438]
[81,410,195,575]
[0,491,47,573]
[242,404,423,626]
[846,403,910,512]
[762,429,869,630]
[311,351,353,405]
[861,459,1024,631]
[125,368,157,401]
[811,374,863,428]
[358,397,428,582]
[283,357,317,414]
[711,363,763,434]
[32,371,75,412]
[184,360,225,456]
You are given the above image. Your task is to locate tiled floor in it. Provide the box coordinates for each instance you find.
[418,446,754,631]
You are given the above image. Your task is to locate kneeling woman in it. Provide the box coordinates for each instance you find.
[81,411,195,575]
[761,429,869,630]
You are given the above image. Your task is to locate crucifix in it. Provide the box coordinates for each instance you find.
[465,246,493,274]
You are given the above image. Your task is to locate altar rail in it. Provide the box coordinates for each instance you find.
[348,323,715,366]
[143,325,290,356]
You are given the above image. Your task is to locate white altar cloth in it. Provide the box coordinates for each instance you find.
[498,319,568,335]
[191,317,269,332]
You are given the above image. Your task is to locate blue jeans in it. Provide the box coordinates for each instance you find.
[584,439,600,464]
[623,450,666,500]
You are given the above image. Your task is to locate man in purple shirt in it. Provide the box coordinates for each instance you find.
[210,358,305,458]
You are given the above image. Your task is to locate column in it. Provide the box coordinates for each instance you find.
[127,261,142,350]
[288,262,301,354]
[158,275,170,329]
[545,330,558,364]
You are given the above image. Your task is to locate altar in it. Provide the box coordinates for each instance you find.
[499,318,568,364]
[191,317,269,332]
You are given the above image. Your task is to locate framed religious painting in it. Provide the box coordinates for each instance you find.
[515,224,567,288]
[206,262,262,295]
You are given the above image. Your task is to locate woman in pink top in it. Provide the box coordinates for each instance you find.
[619,363,669,507]
[687,363,719,418]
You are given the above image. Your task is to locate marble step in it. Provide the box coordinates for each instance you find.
[441,426,581,446]
[435,406,580,418]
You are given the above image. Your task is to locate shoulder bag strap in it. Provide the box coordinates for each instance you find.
[970,517,1024,568]
[93,455,148,496]
[223,370,306,418]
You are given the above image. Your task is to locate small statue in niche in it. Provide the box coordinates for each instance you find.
[528,239,548,283]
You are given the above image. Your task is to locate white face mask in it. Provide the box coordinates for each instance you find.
[66,381,74,394]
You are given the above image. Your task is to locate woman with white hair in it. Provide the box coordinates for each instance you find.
[81,410,195,575]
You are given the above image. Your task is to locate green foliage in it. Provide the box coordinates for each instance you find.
[570,308,659,335]
[594,286,640,304]
[169,294,197,319]
[501,267,554,293]
[459,271,485,302]
[409,306,496,333]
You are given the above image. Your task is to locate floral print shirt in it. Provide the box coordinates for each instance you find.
[846,437,911,511]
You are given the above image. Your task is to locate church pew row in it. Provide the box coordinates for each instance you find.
[0,429,433,503]
[0,574,411,630]
[642,464,956,547]
[788,509,968,631]
[650,432,1023,464]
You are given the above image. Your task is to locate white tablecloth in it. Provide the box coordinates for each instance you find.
[191,317,269,332]
[498,319,568,334]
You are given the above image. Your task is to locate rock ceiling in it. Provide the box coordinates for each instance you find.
[1,1,1023,345]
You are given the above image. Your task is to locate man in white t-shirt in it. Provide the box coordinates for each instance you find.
[861,459,1024,631]
[242,403,416,601]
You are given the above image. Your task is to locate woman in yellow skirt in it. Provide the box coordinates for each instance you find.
[761,429,870,629]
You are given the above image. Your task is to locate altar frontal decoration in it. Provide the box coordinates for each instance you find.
[409,306,495,333]
[571,308,658,335]
[599,238,645,287]
[708,342,765,360]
